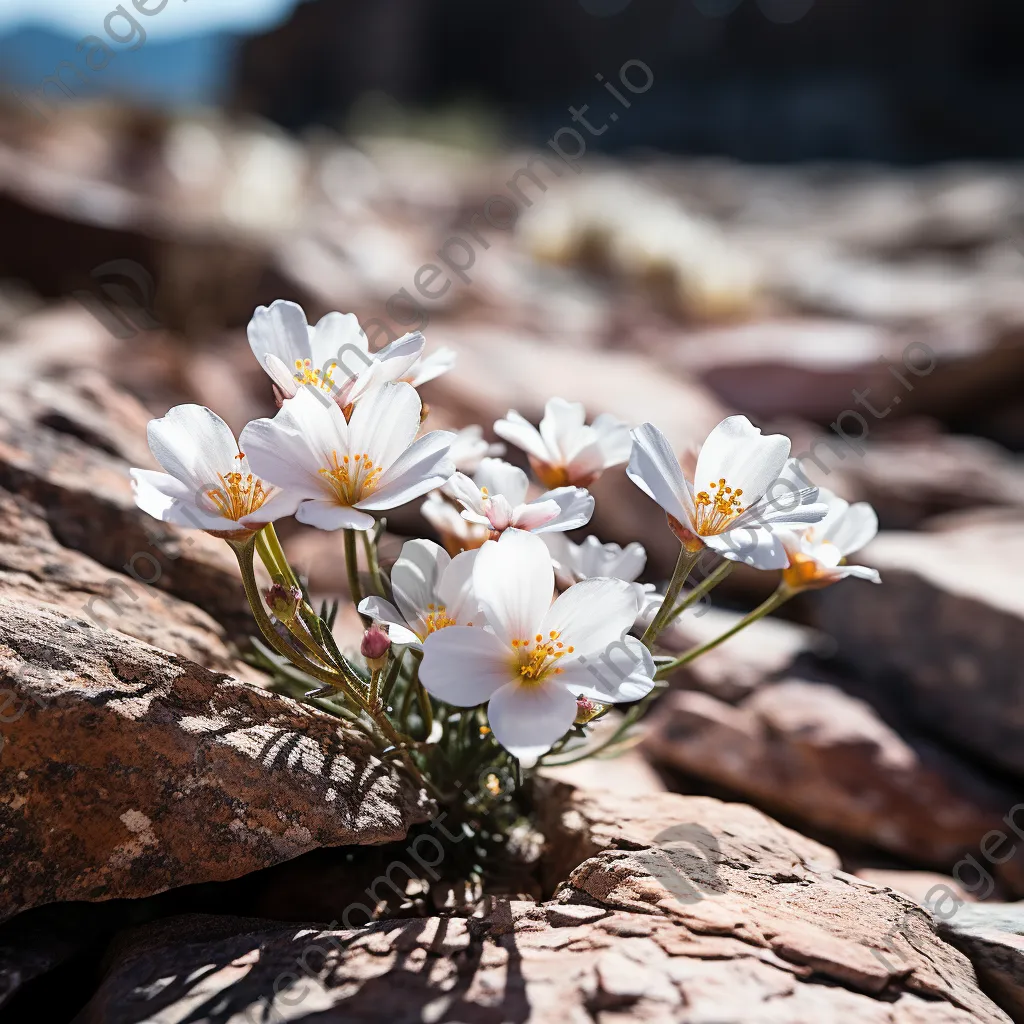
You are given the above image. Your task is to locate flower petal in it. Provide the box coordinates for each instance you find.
[391,539,449,633]
[542,577,639,659]
[831,563,882,584]
[311,311,370,382]
[247,300,311,388]
[130,469,232,531]
[539,397,587,465]
[486,680,578,766]
[694,415,791,508]
[704,527,790,570]
[238,487,301,527]
[346,381,421,472]
[475,458,530,507]
[419,626,514,706]
[407,347,457,387]
[147,404,241,495]
[374,331,426,384]
[512,499,561,532]
[436,548,483,624]
[296,499,375,531]
[528,487,594,534]
[358,430,456,510]
[828,501,879,556]
[473,529,553,647]
[493,410,551,464]
[357,596,422,645]
[557,636,655,704]
[627,423,694,527]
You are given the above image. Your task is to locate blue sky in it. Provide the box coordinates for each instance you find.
[0,0,304,40]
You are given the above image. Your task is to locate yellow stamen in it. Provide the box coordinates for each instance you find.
[293,357,337,393]
[423,604,457,634]
[318,449,382,505]
[693,478,745,535]
[513,629,571,683]
[205,460,271,521]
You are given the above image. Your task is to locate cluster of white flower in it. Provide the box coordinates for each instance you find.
[131,303,880,775]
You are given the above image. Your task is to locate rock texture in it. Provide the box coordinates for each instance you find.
[75,785,1010,1023]
[814,511,1024,778]
[643,681,1024,893]
[0,597,430,923]
[938,902,1024,1022]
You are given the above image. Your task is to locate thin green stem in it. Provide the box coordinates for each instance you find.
[263,523,301,590]
[641,547,700,649]
[654,585,794,680]
[361,529,388,599]
[344,529,366,615]
[661,559,735,629]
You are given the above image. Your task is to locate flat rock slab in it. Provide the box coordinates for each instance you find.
[76,786,1009,1024]
[0,598,431,923]
[814,512,1024,778]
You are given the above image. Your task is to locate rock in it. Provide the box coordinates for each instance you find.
[0,597,430,923]
[938,902,1024,1022]
[76,786,1010,1023]
[784,423,1024,530]
[643,680,1024,893]
[854,869,976,909]
[813,511,1024,778]
[0,392,257,639]
[0,486,249,677]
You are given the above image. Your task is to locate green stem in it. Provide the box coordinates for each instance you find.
[344,529,366,615]
[641,547,700,649]
[263,523,301,590]
[654,585,794,680]
[361,529,388,599]
[369,667,383,710]
[415,676,434,741]
[661,559,735,629]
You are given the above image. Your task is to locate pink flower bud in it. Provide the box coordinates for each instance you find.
[361,624,391,668]
[573,695,605,726]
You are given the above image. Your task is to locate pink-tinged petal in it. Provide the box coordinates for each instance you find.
[358,430,455,510]
[528,487,594,534]
[449,472,486,515]
[296,499,374,531]
[263,354,299,397]
[694,415,791,508]
[357,596,422,646]
[627,423,694,527]
[419,626,513,705]
[486,680,578,766]
[473,529,553,647]
[556,636,655,704]
[541,577,639,659]
[485,494,519,531]
[511,499,561,532]
[493,410,551,464]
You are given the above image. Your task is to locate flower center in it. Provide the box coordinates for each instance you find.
[293,357,337,393]
[318,451,383,505]
[511,630,575,684]
[205,454,271,521]
[694,478,745,535]
[423,603,458,635]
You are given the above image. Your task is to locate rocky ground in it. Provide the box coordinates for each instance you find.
[1,104,1024,1021]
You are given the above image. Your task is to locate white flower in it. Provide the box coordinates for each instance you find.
[447,425,506,474]
[421,491,493,554]
[449,457,594,536]
[627,415,827,570]
[543,534,659,629]
[131,405,299,536]
[247,299,424,410]
[358,539,483,648]
[400,347,457,388]
[240,383,455,531]
[419,530,655,765]
[780,488,881,590]
[494,397,631,488]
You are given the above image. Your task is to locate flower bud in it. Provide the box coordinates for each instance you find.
[361,623,391,670]
[574,695,607,726]
[266,582,302,621]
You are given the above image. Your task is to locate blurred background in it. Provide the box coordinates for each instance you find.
[2,0,1024,930]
